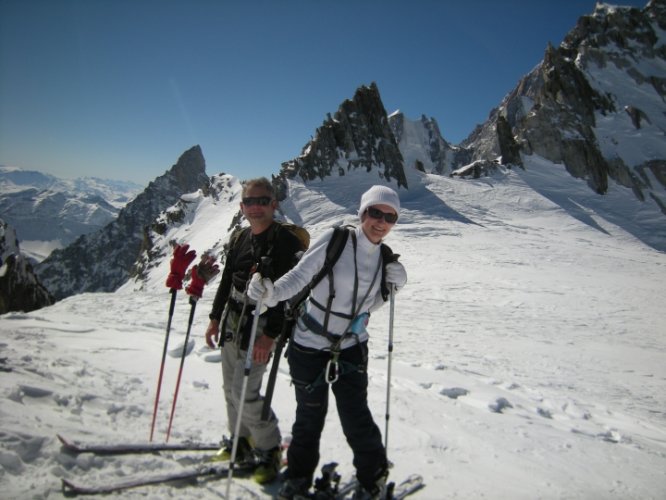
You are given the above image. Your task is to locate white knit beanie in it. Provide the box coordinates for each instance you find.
[358,185,401,221]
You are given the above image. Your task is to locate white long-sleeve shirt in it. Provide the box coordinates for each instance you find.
[272,226,386,350]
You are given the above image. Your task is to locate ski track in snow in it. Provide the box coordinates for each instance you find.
[1,167,665,499]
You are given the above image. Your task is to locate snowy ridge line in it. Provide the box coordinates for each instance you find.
[57,434,222,455]
[60,461,253,496]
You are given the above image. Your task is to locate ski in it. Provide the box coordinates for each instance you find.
[392,474,424,499]
[61,462,254,496]
[333,474,424,499]
[57,434,221,455]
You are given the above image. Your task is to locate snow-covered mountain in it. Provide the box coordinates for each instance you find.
[34,146,209,300]
[128,173,243,288]
[389,111,465,176]
[0,166,140,207]
[460,1,666,203]
[14,0,664,307]
[0,165,142,262]
[274,1,665,253]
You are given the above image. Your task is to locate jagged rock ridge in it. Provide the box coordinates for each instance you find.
[278,83,408,192]
[35,146,209,300]
[0,219,54,313]
[129,174,241,289]
[458,0,666,209]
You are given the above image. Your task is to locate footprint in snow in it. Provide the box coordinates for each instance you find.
[489,397,513,413]
[204,352,222,363]
[440,387,469,399]
[168,338,195,358]
[7,384,53,403]
[0,357,12,373]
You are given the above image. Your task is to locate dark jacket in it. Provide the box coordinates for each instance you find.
[209,222,302,342]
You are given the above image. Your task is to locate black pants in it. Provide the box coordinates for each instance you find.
[286,341,387,490]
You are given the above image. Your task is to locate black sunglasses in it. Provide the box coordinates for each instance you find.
[366,206,398,224]
[242,196,273,207]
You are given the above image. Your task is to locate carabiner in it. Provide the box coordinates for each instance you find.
[325,357,339,385]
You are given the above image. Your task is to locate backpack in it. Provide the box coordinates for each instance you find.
[227,221,310,255]
[226,221,310,281]
[279,222,310,253]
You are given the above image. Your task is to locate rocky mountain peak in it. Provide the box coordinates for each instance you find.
[278,82,407,193]
[388,111,465,175]
[36,146,209,300]
[459,1,666,208]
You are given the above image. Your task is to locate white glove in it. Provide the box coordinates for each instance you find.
[247,273,278,308]
[385,261,407,290]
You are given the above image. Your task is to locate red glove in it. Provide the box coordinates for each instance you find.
[186,254,220,299]
[185,265,205,299]
[166,243,197,290]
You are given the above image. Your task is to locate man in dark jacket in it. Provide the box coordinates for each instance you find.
[204,177,302,484]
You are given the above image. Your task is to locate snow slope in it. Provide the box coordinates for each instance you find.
[0,161,665,499]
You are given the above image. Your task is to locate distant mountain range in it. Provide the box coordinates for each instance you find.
[1,1,664,311]
[0,166,142,262]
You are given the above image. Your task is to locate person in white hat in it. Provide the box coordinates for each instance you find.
[248,185,407,499]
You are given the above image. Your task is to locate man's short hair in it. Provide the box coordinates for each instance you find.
[242,177,274,197]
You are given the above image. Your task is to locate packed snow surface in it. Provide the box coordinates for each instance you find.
[1,160,665,499]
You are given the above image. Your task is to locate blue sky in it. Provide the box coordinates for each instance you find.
[0,0,648,186]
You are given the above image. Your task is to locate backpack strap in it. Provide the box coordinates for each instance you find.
[285,225,350,316]
[227,225,249,256]
[320,229,356,340]
[379,243,399,301]
[315,226,350,291]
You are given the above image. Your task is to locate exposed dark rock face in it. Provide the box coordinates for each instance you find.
[0,219,54,313]
[496,115,522,167]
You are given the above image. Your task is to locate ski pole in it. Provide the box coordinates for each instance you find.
[150,243,196,441]
[149,288,177,442]
[165,295,197,442]
[165,256,219,442]
[260,311,293,421]
[226,277,265,499]
[384,285,396,453]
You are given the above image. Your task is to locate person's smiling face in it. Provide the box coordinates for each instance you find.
[240,185,276,227]
[360,204,398,243]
